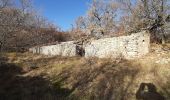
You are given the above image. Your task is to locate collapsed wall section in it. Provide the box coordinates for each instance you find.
[85,31,150,59]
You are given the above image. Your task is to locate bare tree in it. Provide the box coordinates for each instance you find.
[74,0,118,38]
[0,0,13,9]
[117,0,170,43]
[0,0,63,52]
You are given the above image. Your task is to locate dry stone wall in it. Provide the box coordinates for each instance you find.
[85,31,150,59]
[29,41,77,57]
[29,31,150,59]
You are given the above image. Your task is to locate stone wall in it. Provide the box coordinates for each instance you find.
[29,41,77,57]
[29,31,150,59]
[85,31,150,59]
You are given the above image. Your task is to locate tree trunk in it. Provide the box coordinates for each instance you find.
[161,0,165,44]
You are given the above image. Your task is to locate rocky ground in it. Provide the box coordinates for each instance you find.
[0,43,170,100]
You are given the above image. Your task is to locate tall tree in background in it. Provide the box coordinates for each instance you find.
[0,0,62,52]
[118,0,170,43]
[74,0,118,38]
[74,0,169,42]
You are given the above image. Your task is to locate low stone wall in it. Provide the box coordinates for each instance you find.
[29,41,77,57]
[29,31,150,59]
[85,31,150,59]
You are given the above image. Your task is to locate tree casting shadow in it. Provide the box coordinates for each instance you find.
[55,61,140,100]
[0,62,73,100]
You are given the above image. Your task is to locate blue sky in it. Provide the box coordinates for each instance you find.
[34,0,90,31]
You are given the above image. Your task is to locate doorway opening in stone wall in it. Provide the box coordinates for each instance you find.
[76,45,85,57]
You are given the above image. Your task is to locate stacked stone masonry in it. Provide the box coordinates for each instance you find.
[29,31,150,59]
[29,41,77,57]
[85,31,150,59]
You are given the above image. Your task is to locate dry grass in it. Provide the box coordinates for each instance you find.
[0,43,170,100]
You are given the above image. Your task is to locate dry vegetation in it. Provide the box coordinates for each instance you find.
[0,0,72,52]
[0,43,170,100]
[0,0,170,100]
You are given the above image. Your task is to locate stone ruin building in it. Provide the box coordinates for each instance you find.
[29,31,150,59]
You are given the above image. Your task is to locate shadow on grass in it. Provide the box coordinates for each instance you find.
[54,60,140,100]
[136,83,165,100]
[0,62,73,100]
[159,76,170,100]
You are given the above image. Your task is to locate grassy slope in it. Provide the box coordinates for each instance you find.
[0,43,170,100]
